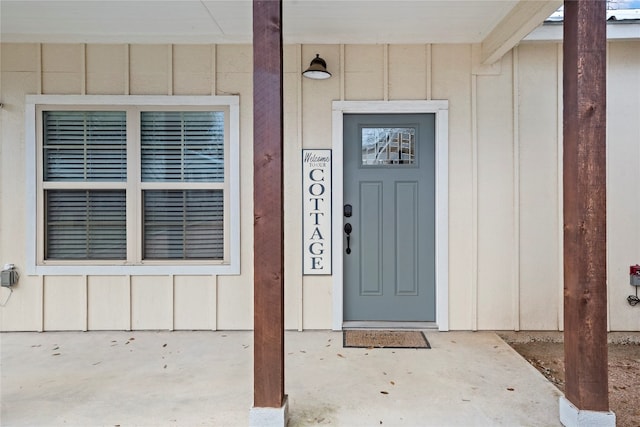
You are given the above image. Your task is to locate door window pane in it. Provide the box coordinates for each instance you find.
[361,127,415,166]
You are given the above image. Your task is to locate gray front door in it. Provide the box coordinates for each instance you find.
[343,113,435,321]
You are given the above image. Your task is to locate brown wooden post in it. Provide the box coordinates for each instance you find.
[563,0,609,414]
[253,0,285,410]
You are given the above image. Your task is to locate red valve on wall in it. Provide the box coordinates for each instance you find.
[630,265,640,286]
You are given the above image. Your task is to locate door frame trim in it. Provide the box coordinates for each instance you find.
[331,100,449,331]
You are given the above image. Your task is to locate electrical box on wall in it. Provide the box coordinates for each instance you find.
[630,265,640,287]
[1,264,18,287]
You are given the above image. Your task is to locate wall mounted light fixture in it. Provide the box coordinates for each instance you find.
[302,54,331,80]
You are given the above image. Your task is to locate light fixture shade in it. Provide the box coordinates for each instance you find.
[302,54,331,79]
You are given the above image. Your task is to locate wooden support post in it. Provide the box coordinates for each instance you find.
[253,0,285,410]
[562,0,608,413]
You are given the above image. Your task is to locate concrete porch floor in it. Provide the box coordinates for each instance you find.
[0,331,562,426]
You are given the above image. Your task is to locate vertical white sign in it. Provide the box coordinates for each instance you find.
[302,149,332,275]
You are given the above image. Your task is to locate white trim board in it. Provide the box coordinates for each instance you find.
[331,100,449,332]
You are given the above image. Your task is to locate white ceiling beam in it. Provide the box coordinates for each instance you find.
[481,0,562,65]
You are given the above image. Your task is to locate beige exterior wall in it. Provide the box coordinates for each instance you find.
[607,41,640,332]
[1,41,639,331]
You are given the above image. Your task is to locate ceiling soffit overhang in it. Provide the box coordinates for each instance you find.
[1,0,560,65]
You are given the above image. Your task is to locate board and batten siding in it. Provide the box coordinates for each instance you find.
[607,41,640,332]
[1,41,639,331]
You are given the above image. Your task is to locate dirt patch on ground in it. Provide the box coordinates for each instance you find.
[500,332,640,427]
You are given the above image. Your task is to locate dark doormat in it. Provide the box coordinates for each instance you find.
[343,330,430,349]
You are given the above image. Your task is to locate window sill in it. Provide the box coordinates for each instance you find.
[27,263,240,276]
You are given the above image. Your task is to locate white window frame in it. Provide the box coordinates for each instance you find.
[26,95,240,275]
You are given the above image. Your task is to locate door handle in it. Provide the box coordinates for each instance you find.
[344,223,352,254]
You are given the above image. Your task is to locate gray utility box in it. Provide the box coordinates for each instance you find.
[1,268,18,287]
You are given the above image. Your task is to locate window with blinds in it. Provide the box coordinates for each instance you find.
[43,111,127,181]
[143,190,223,260]
[140,111,225,260]
[39,106,229,264]
[141,111,224,182]
[43,111,127,260]
[45,190,126,259]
